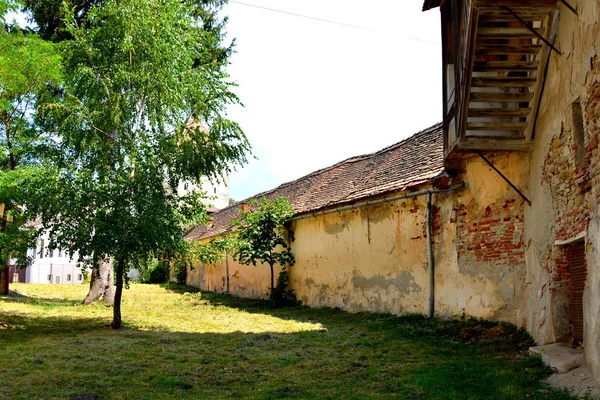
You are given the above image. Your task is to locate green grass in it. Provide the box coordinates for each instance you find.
[0,283,576,400]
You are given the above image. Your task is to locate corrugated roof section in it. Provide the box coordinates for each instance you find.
[185,122,444,241]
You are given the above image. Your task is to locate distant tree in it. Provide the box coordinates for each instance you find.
[0,4,63,293]
[233,196,296,306]
[228,198,235,206]
[31,0,250,328]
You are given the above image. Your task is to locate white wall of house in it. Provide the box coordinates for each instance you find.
[18,231,86,285]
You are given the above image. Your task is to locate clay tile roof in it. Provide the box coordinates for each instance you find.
[185,122,444,241]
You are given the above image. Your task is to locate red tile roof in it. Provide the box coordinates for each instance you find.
[185,123,444,240]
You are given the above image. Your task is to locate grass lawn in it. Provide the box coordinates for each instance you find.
[0,283,577,400]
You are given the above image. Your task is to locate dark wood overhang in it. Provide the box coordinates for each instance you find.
[435,0,561,156]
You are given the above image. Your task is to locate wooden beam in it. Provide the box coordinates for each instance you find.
[471,77,537,87]
[478,14,549,22]
[524,9,557,140]
[470,92,534,102]
[502,6,561,55]
[477,27,545,38]
[473,60,539,71]
[457,138,532,152]
[468,107,531,117]
[475,44,542,55]
[467,121,529,130]
[474,0,558,7]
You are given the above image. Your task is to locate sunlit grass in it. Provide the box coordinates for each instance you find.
[0,283,577,400]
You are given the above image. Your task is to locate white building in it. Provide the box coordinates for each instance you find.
[12,227,87,285]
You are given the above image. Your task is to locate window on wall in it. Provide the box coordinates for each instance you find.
[77,274,83,281]
[572,100,586,169]
[48,249,53,258]
[67,274,71,281]
[58,249,62,257]
[39,240,45,259]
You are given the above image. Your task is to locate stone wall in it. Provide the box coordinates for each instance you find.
[524,0,600,382]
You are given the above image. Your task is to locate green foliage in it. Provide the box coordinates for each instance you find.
[173,259,187,285]
[139,259,170,284]
[0,15,63,271]
[81,268,90,284]
[189,235,238,266]
[233,196,295,304]
[269,266,298,308]
[25,0,250,327]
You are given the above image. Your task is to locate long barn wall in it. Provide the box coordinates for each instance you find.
[187,151,529,325]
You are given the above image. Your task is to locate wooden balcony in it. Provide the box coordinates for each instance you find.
[440,0,560,155]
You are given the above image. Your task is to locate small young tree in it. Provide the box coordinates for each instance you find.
[233,196,295,305]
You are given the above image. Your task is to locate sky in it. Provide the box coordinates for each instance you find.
[6,1,443,202]
[222,0,443,201]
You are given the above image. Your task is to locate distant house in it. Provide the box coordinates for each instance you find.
[10,225,86,285]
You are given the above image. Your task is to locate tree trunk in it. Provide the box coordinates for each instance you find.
[269,263,274,293]
[111,258,125,329]
[83,256,114,305]
[0,265,8,295]
[103,266,115,305]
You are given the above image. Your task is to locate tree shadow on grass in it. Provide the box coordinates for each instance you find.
[0,291,83,308]
[0,291,580,400]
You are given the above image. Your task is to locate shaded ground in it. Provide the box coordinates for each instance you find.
[0,283,579,399]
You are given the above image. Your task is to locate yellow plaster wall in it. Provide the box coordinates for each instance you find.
[186,238,282,299]
[188,151,528,324]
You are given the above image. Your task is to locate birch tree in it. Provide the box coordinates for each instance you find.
[32,0,250,328]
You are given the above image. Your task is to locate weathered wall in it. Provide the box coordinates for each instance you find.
[186,238,282,299]
[524,0,600,381]
[187,151,529,325]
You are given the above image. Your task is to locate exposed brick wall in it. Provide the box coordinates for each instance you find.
[585,56,600,211]
[455,197,525,268]
[541,122,591,243]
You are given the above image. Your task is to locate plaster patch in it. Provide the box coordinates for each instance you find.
[352,271,421,295]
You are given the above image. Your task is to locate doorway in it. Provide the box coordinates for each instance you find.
[566,242,586,346]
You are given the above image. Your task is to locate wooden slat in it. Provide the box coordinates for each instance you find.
[474,1,557,7]
[477,27,545,38]
[524,8,556,140]
[473,60,539,71]
[468,107,531,117]
[478,14,548,22]
[467,121,529,130]
[457,138,532,151]
[470,92,534,102]
[475,44,543,55]
[478,6,550,13]
[471,77,537,87]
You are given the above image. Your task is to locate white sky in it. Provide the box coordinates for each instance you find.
[7,1,443,202]
[223,0,442,201]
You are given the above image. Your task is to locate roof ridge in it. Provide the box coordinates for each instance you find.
[216,122,443,215]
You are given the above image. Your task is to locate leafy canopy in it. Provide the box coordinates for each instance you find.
[0,5,63,269]
[27,0,250,327]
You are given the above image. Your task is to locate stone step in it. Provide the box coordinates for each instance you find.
[529,343,585,374]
